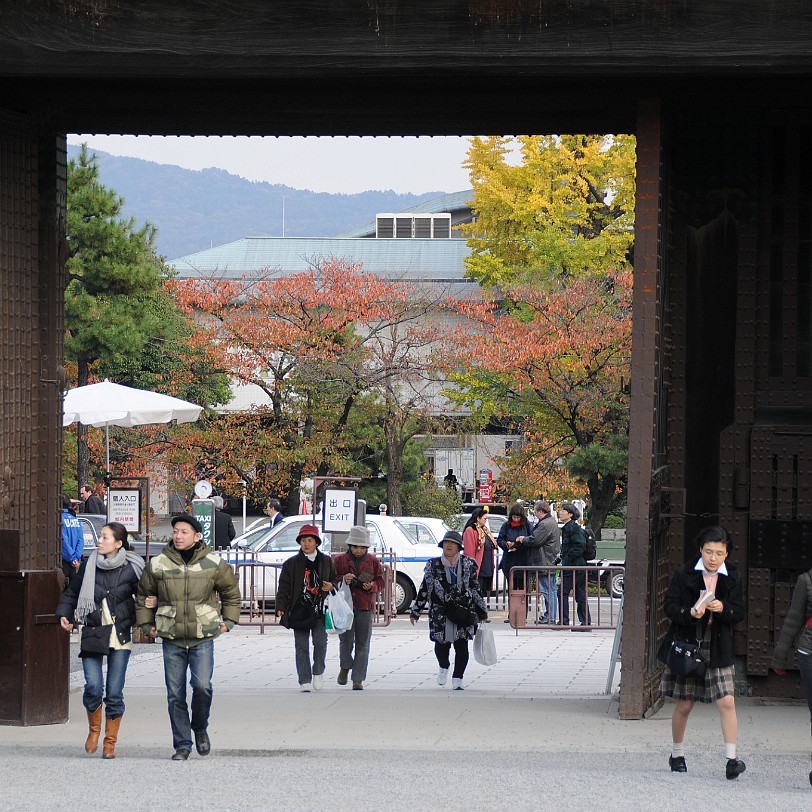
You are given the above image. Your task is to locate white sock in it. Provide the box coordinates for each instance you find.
[725,743,736,760]
[671,742,685,758]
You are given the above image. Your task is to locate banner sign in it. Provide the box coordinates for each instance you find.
[107,488,142,533]
[191,498,215,547]
[322,489,357,534]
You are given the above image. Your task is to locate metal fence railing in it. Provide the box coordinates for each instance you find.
[224,549,395,632]
[505,565,623,630]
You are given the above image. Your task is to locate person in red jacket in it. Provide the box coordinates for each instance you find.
[333,525,385,691]
[462,507,497,596]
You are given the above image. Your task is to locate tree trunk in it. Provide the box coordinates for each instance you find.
[383,422,403,516]
[586,473,616,538]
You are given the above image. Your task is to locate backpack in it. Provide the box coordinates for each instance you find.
[582,526,597,561]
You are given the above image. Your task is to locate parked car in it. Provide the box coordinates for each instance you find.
[78,513,163,560]
[449,512,507,537]
[396,516,450,545]
[225,514,438,613]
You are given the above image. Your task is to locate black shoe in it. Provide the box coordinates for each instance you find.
[808,769,811,787]
[726,758,746,779]
[669,755,687,773]
[171,748,191,761]
[194,729,211,756]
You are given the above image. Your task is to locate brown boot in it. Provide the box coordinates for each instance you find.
[102,714,122,759]
[85,706,103,754]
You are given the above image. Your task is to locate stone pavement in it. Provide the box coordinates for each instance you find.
[1,620,810,811]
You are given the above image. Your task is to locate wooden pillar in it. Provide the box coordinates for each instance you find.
[620,98,664,719]
[0,110,68,725]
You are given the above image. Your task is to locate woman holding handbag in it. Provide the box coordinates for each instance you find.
[409,530,488,690]
[657,525,746,779]
[56,521,144,759]
[771,565,812,786]
[275,524,336,692]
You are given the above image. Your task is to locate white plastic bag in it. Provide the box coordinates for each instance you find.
[473,625,497,666]
[325,581,354,634]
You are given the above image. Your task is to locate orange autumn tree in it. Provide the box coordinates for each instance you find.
[168,259,457,514]
[450,268,632,533]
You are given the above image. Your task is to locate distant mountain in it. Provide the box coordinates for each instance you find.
[67,144,446,260]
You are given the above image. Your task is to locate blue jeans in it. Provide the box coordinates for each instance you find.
[539,572,558,623]
[82,649,131,718]
[293,622,327,684]
[162,639,214,751]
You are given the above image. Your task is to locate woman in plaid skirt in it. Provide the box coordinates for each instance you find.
[657,526,746,779]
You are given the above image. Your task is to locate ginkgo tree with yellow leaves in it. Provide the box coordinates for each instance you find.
[452,134,636,534]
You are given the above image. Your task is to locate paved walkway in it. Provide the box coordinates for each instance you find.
[1,621,810,811]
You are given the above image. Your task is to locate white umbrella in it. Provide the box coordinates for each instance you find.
[63,379,203,471]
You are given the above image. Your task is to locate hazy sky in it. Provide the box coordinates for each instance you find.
[66,134,475,194]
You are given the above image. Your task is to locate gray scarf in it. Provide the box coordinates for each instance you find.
[75,548,145,623]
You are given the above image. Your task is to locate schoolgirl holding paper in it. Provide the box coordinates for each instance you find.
[657,525,746,779]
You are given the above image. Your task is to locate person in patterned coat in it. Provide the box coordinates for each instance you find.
[409,530,488,690]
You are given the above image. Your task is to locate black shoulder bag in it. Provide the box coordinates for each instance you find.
[665,629,706,678]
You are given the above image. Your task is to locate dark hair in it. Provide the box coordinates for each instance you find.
[508,503,528,522]
[696,525,732,554]
[62,494,74,511]
[464,507,488,531]
[560,502,581,520]
[267,498,281,512]
[103,522,131,551]
[80,484,92,493]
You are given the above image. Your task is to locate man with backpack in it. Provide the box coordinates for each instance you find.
[558,502,592,630]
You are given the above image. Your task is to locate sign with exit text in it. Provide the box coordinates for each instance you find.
[322,489,357,533]
[107,488,142,532]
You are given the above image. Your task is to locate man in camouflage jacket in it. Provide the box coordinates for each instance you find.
[136,514,240,761]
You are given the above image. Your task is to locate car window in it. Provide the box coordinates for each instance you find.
[366,522,384,550]
[396,521,434,545]
[78,517,97,549]
[261,521,333,553]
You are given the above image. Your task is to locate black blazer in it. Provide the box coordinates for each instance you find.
[657,561,745,669]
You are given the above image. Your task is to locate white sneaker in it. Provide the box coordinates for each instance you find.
[452,677,464,690]
[437,668,449,686]
[312,674,324,691]
[300,683,312,692]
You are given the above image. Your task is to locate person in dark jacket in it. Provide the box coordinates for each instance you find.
[496,504,532,622]
[211,495,236,549]
[333,525,385,690]
[275,523,337,692]
[61,494,84,585]
[409,530,488,690]
[657,525,746,780]
[266,497,284,528]
[80,483,105,515]
[772,566,812,786]
[136,514,241,761]
[56,522,144,759]
[517,501,561,623]
[558,502,590,628]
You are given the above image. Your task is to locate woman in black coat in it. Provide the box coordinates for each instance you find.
[56,521,144,759]
[771,566,812,786]
[657,525,746,780]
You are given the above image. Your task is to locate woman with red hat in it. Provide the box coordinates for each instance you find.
[276,524,337,692]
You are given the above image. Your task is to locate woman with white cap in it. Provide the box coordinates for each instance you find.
[276,523,337,692]
[409,530,488,689]
[333,525,385,690]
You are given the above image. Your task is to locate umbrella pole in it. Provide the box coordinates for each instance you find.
[105,423,110,475]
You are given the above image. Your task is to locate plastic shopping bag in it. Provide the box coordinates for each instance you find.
[473,625,497,666]
[325,582,354,634]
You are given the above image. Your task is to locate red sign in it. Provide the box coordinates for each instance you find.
[479,485,493,503]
